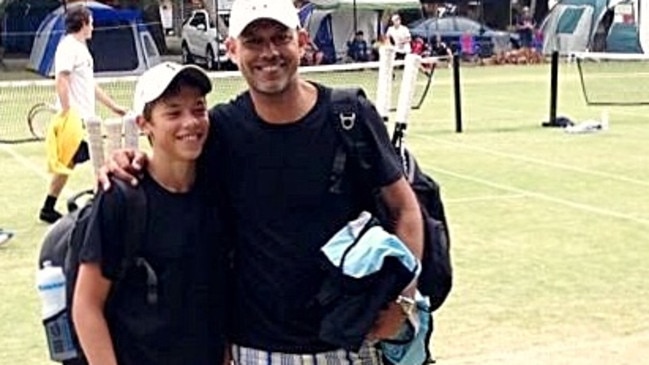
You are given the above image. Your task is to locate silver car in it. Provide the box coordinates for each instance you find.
[181,9,233,70]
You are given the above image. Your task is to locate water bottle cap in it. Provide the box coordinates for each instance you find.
[42,260,53,267]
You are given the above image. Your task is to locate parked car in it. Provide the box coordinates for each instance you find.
[181,9,234,70]
[408,16,519,58]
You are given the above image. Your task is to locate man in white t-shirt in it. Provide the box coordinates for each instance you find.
[39,5,126,224]
[386,14,411,59]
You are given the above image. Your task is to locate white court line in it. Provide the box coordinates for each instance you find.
[422,164,649,226]
[0,143,72,199]
[414,135,649,188]
[445,193,527,204]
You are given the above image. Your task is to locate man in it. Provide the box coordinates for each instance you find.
[103,0,423,363]
[74,62,227,365]
[39,5,126,224]
[516,6,536,51]
[386,14,411,60]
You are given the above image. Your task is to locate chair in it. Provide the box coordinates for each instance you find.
[459,33,481,64]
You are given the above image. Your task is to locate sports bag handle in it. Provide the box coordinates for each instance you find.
[66,189,94,213]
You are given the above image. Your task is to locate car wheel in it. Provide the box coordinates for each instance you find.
[206,47,217,70]
[181,42,194,64]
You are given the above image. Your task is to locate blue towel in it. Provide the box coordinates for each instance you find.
[321,211,420,278]
[381,293,432,365]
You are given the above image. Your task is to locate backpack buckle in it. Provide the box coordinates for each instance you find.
[338,112,356,130]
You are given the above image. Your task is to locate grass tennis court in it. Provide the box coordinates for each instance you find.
[1,63,648,364]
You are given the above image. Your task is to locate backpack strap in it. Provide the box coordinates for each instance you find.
[329,88,372,194]
[111,178,157,304]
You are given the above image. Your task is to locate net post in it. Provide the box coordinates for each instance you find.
[549,50,559,125]
[541,51,568,127]
[452,54,462,133]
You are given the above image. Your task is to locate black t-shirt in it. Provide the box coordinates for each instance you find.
[80,172,227,365]
[202,83,402,352]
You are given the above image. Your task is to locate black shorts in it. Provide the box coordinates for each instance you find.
[72,140,90,165]
[395,52,407,60]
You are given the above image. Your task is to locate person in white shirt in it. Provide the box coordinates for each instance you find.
[39,5,126,224]
[386,14,411,59]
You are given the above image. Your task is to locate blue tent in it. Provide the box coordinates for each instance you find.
[28,1,160,77]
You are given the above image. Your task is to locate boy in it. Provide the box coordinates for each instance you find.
[39,5,126,224]
[347,30,370,62]
[73,62,227,365]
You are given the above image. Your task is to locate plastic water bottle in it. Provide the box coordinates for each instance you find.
[36,261,79,361]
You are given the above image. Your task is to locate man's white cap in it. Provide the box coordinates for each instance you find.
[228,0,300,38]
[133,62,212,115]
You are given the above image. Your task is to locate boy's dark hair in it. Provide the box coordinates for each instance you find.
[142,74,206,121]
[355,30,364,36]
[65,6,92,34]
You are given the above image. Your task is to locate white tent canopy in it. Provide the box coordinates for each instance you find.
[304,0,422,62]
[540,0,645,54]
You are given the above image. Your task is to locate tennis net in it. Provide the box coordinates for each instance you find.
[574,52,649,106]
[0,58,438,144]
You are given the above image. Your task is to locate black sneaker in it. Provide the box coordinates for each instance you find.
[39,209,62,224]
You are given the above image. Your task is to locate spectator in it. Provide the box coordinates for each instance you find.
[301,37,324,66]
[516,6,536,51]
[347,30,370,62]
[371,34,390,61]
[428,34,453,68]
[430,34,453,58]
[386,13,411,59]
[410,36,427,56]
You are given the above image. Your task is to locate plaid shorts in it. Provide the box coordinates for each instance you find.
[232,342,383,365]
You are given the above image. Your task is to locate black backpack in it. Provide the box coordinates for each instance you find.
[328,88,453,312]
[37,179,151,365]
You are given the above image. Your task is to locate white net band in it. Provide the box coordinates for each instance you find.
[575,52,649,106]
[0,58,440,143]
[572,52,649,62]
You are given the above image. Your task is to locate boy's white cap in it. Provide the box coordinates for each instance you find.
[133,62,212,115]
[228,0,300,38]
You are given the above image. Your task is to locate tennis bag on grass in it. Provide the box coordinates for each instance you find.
[36,179,149,365]
[328,88,453,312]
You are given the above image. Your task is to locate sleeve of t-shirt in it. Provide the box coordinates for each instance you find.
[79,187,127,281]
[54,39,75,75]
[357,96,403,189]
